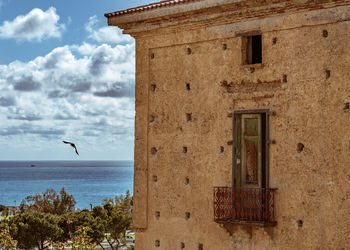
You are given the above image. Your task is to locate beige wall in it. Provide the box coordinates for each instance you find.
[128,3,350,250]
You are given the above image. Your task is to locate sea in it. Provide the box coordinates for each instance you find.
[0,161,133,210]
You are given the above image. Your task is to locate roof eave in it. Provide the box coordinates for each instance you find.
[105,0,244,34]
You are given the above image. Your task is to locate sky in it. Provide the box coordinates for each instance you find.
[0,0,155,161]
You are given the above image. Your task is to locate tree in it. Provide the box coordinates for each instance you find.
[0,205,9,217]
[0,229,18,249]
[8,212,63,249]
[69,226,98,249]
[59,210,107,249]
[102,190,133,216]
[105,210,132,249]
[115,190,133,216]
[20,188,76,215]
[102,191,133,249]
[51,226,98,249]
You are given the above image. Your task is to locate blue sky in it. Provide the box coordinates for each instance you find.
[0,0,155,160]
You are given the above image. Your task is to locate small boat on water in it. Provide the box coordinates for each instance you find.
[30,164,36,167]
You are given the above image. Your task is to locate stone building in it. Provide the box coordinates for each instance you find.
[105,0,350,249]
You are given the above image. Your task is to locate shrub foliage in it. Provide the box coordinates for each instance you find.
[0,189,133,249]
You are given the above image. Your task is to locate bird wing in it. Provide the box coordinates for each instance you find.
[63,141,79,156]
[73,145,79,155]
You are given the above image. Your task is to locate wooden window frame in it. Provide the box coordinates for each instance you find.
[232,109,271,189]
[237,30,263,66]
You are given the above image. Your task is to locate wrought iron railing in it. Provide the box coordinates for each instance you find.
[214,187,277,226]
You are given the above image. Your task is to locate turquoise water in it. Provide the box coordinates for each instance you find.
[0,161,133,209]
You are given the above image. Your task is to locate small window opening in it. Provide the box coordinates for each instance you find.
[297,143,304,153]
[272,37,277,45]
[151,84,156,92]
[183,147,188,154]
[149,115,156,123]
[155,211,160,219]
[152,175,158,182]
[198,243,204,250]
[181,242,185,249]
[186,83,191,91]
[223,44,227,50]
[187,47,192,55]
[220,146,224,153]
[185,212,191,220]
[325,70,331,79]
[185,177,190,185]
[243,35,262,65]
[151,147,158,155]
[323,30,328,38]
[155,240,160,247]
[297,219,303,228]
[186,113,192,122]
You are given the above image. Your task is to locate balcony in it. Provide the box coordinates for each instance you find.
[214,187,277,226]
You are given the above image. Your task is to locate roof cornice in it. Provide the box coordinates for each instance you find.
[106,0,350,36]
[105,0,200,18]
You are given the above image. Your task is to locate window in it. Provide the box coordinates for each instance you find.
[242,34,262,65]
[233,109,269,189]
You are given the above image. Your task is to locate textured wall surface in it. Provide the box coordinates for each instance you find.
[109,1,350,249]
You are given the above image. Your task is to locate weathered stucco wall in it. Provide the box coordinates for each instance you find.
[115,1,350,249]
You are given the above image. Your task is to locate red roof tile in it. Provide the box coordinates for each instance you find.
[105,0,199,18]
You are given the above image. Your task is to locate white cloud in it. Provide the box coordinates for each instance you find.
[71,42,97,55]
[0,7,65,41]
[85,15,133,44]
[0,43,135,150]
[0,15,137,159]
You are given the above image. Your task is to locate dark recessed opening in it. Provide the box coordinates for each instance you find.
[151,53,155,59]
[185,177,190,185]
[185,212,190,220]
[273,37,277,45]
[297,143,304,153]
[220,146,224,153]
[186,113,192,122]
[187,47,192,55]
[152,175,158,182]
[198,243,204,250]
[186,83,191,91]
[297,219,303,228]
[283,75,288,83]
[223,43,227,50]
[325,70,331,79]
[323,30,328,38]
[151,84,156,92]
[151,147,158,155]
[251,35,262,64]
[155,211,160,219]
[183,147,188,153]
[244,35,262,65]
[181,242,185,249]
[150,115,156,123]
[155,240,160,247]
[344,102,350,111]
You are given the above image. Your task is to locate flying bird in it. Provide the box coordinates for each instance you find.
[62,141,79,155]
